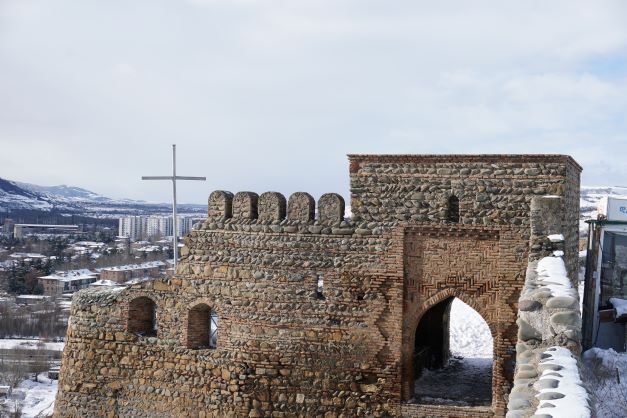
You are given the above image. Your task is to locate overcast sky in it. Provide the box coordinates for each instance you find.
[1,1,626,204]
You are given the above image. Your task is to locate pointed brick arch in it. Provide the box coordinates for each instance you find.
[408,288,498,341]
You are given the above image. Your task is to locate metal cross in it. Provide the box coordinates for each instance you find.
[142,144,206,272]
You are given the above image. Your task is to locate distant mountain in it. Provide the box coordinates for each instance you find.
[0,178,206,218]
[15,182,120,203]
[1,177,625,221]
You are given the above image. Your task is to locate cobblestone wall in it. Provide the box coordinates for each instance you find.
[55,154,581,418]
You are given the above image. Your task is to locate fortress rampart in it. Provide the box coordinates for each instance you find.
[54,155,583,417]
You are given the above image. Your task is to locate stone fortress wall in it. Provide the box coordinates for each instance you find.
[54,155,582,418]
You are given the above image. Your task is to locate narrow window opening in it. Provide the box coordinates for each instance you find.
[316,274,325,300]
[447,195,460,223]
[128,297,157,336]
[187,304,219,349]
[209,309,218,349]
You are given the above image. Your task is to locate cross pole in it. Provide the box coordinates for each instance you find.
[142,144,206,272]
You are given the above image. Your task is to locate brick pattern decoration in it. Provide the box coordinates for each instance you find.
[402,404,493,417]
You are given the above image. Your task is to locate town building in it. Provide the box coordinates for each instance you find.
[98,260,166,283]
[38,269,99,297]
[118,216,147,241]
[13,224,80,238]
[118,215,204,241]
[2,218,15,237]
[15,294,49,305]
[9,252,48,264]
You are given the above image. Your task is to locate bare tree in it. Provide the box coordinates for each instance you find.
[30,342,50,383]
[0,398,25,418]
[0,348,28,389]
[11,399,23,418]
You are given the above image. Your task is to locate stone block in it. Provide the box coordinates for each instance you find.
[233,192,259,219]
[208,190,234,219]
[258,192,287,222]
[287,192,315,222]
[318,193,345,224]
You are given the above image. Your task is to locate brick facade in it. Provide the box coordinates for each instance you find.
[54,154,581,418]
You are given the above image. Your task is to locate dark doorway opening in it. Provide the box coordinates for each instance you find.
[413,297,493,407]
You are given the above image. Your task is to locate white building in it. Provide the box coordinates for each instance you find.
[38,269,99,297]
[146,216,172,238]
[119,215,204,241]
[118,216,147,241]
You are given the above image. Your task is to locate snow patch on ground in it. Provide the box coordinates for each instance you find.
[582,348,627,418]
[609,297,627,317]
[0,339,64,351]
[3,374,58,418]
[548,234,565,242]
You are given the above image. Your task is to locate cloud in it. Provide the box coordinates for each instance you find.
[502,73,618,103]
[112,63,137,77]
[0,0,626,202]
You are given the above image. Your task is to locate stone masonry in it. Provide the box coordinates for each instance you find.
[54,154,581,417]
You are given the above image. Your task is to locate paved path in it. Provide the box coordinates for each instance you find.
[414,356,492,406]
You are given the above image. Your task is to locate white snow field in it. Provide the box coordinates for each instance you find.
[19,375,58,418]
[449,298,493,358]
[0,339,64,351]
[582,347,627,418]
[3,373,58,418]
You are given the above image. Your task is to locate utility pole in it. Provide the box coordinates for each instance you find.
[142,144,206,272]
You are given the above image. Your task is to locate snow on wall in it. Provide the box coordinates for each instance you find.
[507,196,591,418]
[534,347,590,418]
[609,297,627,317]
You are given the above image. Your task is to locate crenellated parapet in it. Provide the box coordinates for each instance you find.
[203,190,357,235]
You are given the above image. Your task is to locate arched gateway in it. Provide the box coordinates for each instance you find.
[400,224,523,416]
[55,155,581,418]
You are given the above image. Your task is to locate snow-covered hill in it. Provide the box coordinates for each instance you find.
[1,177,624,220]
[16,182,121,203]
[0,178,205,217]
[580,185,627,220]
